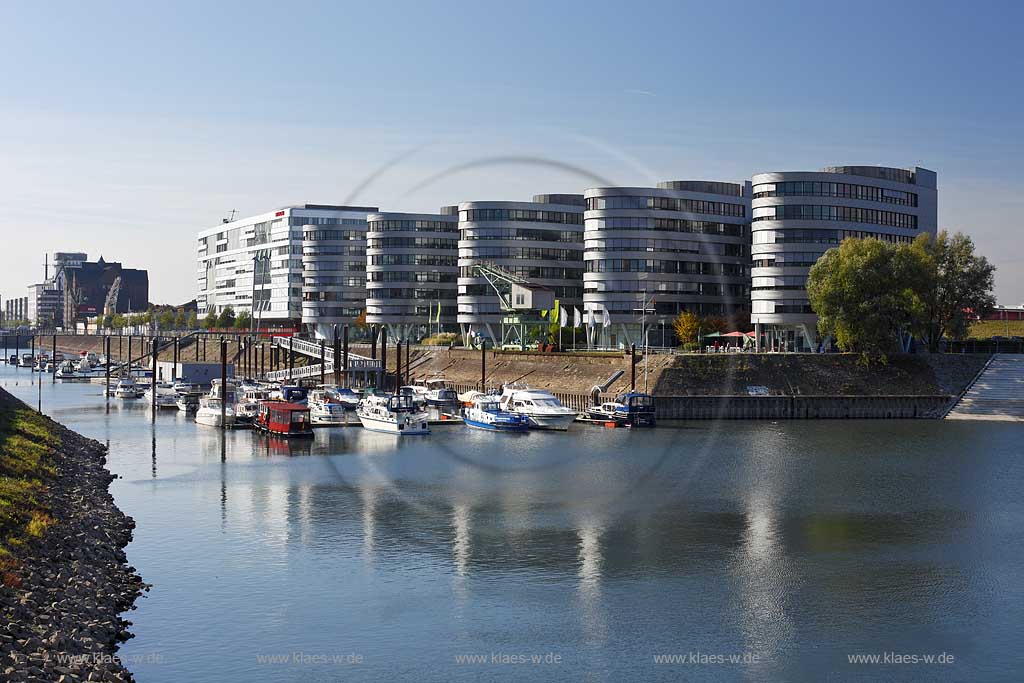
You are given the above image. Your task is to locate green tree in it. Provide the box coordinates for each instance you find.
[187,311,199,329]
[110,314,126,330]
[174,309,188,329]
[101,314,114,329]
[217,306,236,329]
[672,310,701,345]
[807,238,918,357]
[907,231,997,351]
[235,311,251,330]
[157,309,175,329]
[202,310,218,329]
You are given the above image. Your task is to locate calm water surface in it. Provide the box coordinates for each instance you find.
[3,358,1022,682]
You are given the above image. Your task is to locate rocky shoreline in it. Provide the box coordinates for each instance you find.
[1,398,147,682]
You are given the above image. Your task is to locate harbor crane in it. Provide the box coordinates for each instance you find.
[472,262,555,351]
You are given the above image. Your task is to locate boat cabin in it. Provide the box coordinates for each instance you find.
[256,401,313,437]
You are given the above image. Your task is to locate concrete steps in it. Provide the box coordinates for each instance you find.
[946,355,1024,421]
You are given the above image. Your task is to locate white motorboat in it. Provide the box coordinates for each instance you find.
[498,384,578,431]
[235,387,270,423]
[18,354,35,368]
[307,388,350,425]
[464,396,530,432]
[113,377,143,399]
[144,383,179,408]
[421,378,459,407]
[398,386,427,408]
[55,360,79,379]
[195,379,238,427]
[356,394,430,435]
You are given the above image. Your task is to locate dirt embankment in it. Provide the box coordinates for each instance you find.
[398,348,988,397]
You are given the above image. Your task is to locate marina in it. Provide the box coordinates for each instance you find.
[1,356,1019,681]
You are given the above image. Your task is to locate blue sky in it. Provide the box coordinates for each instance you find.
[2,0,1021,305]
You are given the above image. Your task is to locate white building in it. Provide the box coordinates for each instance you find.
[196,204,376,332]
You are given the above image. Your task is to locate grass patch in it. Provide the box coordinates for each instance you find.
[0,391,59,560]
[969,320,1024,339]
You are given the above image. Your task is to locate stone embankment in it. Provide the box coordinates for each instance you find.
[0,389,147,682]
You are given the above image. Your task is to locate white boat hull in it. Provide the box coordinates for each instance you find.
[521,412,578,431]
[357,412,429,435]
[195,410,236,427]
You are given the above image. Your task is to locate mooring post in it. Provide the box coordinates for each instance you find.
[14,335,20,368]
[381,333,388,391]
[173,337,179,382]
[341,324,349,389]
[105,336,111,402]
[405,339,411,386]
[397,341,404,388]
[31,335,35,367]
[332,326,341,387]
[260,343,265,379]
[480,339,487,390]
[151,338,158,420]
[127,335,133,374]
[319,338,326,385]
[51,334,57,383]
[631,343,637,391]
[370,324,377,360]
[220,338,227,430]
[288,338,294,383]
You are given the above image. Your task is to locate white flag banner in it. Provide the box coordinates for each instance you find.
[573,307,582,328]
[587,308,595,328]
[560,308,568,328]
[602,308,612,328]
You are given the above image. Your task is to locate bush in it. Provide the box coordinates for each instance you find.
[421,332,460,346]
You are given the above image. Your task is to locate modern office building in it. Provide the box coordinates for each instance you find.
[27,282,62,327]
[197,204,376,334]
[583,181,751,347]
[750,166,937,351]
[365,207,459,342]
[457,194,585,343]
[299,205,378,339]
[4,296,29,324]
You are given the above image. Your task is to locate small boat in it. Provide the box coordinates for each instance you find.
[18,354,35,368]
[422,378,459,407]
[7,355,17,365]
[113,377,143,399]
[397,386,427,408]
[254,401,314,437]
[356,394,430,435]
[464,396,530,432]
[586,392,657,427]
[332,387,362,410]
[144,383,180,408]
[195,380,237,427]
[269,385,308,404]
[498,384,578,431]
[235,387,271,423]
[307,388,349,425]
[176,394,201,412]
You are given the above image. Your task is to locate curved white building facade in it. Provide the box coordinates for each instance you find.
[299,204,378,339]
[457,194,585,343]
[365,207,459,342]
[583,181,751,347]
[750,166,937,351]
